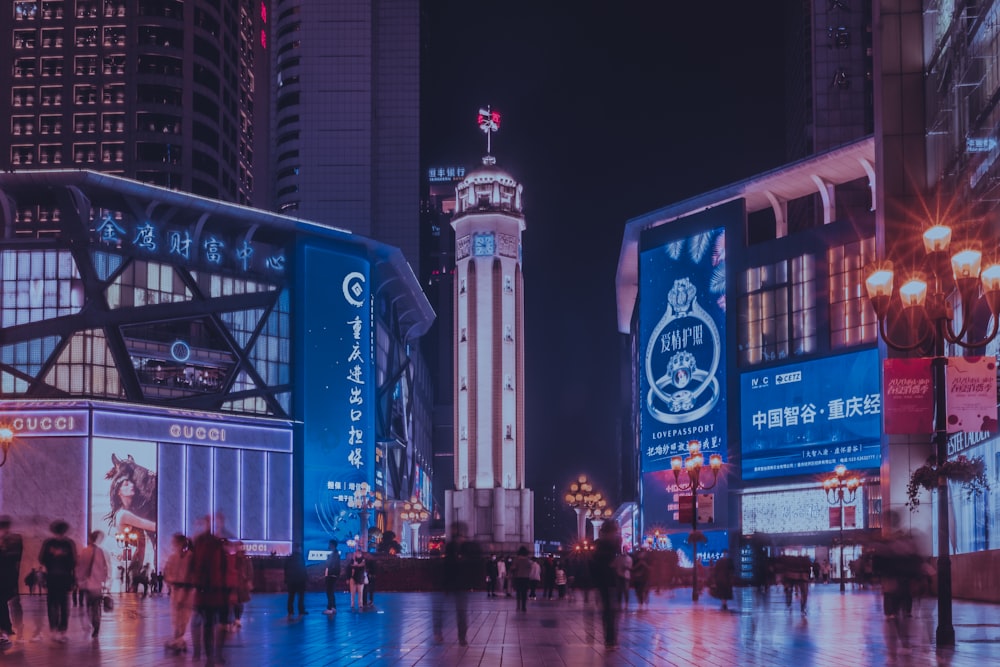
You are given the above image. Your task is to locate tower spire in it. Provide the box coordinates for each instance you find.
[477,106,501,165]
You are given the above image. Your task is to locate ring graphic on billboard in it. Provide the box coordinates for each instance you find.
[645,278,721,424]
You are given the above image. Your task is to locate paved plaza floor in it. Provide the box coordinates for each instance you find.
[0,585,997,666]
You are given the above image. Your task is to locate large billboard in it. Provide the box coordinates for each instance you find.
[639,203,735,534]
[300,246,377,561]
[91,437,158,593]
[740,348,882,480]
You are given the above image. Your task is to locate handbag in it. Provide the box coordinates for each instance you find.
[102,591,114,612]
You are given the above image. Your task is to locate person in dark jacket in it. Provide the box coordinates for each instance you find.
[190,514,231,662]
[38,519,76,642]
[591,522,621,649]
[284,547,308,617]
[432,521,482,645]
[323,540,341,614]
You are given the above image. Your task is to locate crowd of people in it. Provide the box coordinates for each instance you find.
[0,513,254,665]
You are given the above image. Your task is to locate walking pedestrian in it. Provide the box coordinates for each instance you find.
[323,540,341,614]
[528,557,541,600]
[711,551,734,611]
[347,550,366,611]
[163,533,194,653]
[38,519,76,643]
[510,546,532,612]
[486,554,499,597]
[543,555,556,600]
[555,560,568,599]
[496,555,507,598]
[229,541,253,628]
[0,516,24,648]
[592,521,621,648]
[631,551,651,608]
[431,521,481,645]
[24,568,38,596]
[75,530,110,638]
[190,513,231,664]
[613,550,632,609]
[284,547,308,617]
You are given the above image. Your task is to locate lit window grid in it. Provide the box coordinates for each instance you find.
[44,329,121,397]
[106,260,190,309]
[0,336,59,379]
[1,249,83,327]
[828,238,877,349]
[738,256,816,365]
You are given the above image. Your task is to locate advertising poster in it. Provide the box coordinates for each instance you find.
[639,207,735,533]
[946,356,998,433]
[883,357,934,434]
[91,437,158,593]
[740,349,882,480]
[300,247,376,561]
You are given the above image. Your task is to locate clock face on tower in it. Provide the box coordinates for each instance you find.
[473,233,495,256]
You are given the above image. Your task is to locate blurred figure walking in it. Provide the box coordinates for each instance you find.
[38,520,76,642]
[592,521,621,649]
[0,516,24,648]
[510,546,532,612]
[164,533,194,653]
[323,540,341,614]
[75,530,110,638]
[432,521,481,645]
[229,541,253,628]
[191,514,231,664]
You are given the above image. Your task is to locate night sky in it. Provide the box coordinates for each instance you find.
[420,2,789,525]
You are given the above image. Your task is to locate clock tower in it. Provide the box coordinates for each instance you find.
[445,108,533,550]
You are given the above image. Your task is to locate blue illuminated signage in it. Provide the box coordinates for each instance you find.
[638,202,736,535]
[300,247,376,559]
[740,348,882,480]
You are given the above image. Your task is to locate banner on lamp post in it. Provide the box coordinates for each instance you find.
[829,506,841,529]
[946,356,999,433]
[883,358,934,434]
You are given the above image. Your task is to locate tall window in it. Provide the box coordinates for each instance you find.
[738,255,816,365]
[828,238,876,349]
[0,249,83,326]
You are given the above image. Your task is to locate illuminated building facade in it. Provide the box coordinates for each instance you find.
[617,137,882,572]
[1,0,270,205]
[0,170,432,576]
[445,154,533,550]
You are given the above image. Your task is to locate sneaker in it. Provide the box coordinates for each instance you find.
[234,619,241,627]
[0,635,11,650]
[322,609,334,615]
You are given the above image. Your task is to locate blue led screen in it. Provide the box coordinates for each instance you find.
[300,246,376,560]
[740,348,882,480]
[638,202,738,535]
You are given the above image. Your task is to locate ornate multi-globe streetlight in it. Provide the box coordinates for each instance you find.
[564,475,607,542]
[400,496,430,556]
[586,506,614,541]
[823,464,861,593]
[348,482,382,551]
[671,439,722,602]
[865,222,1000,647]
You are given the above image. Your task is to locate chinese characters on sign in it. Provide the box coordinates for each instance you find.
[91,213,285,274]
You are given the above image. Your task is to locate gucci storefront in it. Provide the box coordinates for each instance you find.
[0,401,292,592]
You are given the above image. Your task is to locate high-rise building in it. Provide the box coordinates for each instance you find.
[1,0,269,206]
[446,144,533,550]
[270,0,421,277]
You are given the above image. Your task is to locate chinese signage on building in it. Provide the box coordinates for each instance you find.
[638,202,737,534]
[740,348,882,480]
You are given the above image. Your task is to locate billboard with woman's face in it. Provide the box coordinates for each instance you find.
[90,438,157,592]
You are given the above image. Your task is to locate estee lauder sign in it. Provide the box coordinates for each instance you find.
[0,411,89,436]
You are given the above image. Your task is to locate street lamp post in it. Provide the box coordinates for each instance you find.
[865,223,1000,647]
[671,439,722,602]
[565,475,594,542]
[115,526,138,593]
[823,464,861,593]
[587,506,613,541]
[349,482,382,552]
[400,496,430,556]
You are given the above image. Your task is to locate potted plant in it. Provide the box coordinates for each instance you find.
[905,454,989,509]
